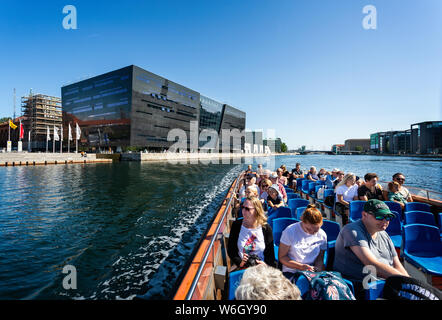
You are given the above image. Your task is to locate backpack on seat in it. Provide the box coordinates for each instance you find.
[382,275,441,300]
[292,270,356,300]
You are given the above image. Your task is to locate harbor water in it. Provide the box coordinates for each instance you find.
[0,155,440,299]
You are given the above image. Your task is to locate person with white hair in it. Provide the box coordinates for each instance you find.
[235,264,301,300]
[306,166,319,181]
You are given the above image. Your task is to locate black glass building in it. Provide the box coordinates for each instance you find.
[61,65,246,151]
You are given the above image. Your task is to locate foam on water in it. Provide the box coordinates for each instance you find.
[69,164,243,300]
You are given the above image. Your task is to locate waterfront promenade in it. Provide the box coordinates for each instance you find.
[0,152,112,166]
[0,152,289,166]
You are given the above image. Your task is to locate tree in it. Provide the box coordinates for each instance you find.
[280,142,288,153]
[0,117,10,123]
[355,146,363,152]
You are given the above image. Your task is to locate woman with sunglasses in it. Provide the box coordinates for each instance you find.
[384,173,413,203]
[227,196,276,270]
[333,199,409,300]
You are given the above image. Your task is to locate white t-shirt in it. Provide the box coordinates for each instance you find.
[280,222,327,273]
[335,184,358,202]
[237,225,265,261]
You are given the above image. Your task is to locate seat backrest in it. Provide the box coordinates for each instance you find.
[324,189,334,198]
[296,206,307,220]
[385,211,402,236]
[288,199,310,218]
[273,218,298,245]
[308,182,316,193]
[405,202,431,213]
[287,193,300,200]
[228,269,246,300]
[365,280,386,300]
[349,200,366,222]
[403,224,442,257]
[321,220,341,242]
[384,201,403,220]
[285,187,294,194]
[268,207,292,228]
[296,178,305,187]
[438,212,442,232]
[404,211,437,227]
[302,180,310,190]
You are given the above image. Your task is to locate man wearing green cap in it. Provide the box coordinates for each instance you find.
[333,199,409,299]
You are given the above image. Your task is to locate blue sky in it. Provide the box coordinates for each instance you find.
[0,0,441,150]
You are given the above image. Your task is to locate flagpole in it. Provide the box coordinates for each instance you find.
[60,125,63,153]
[53,125,55,153]
[68,123,70,153]
[46,126,49,153]
[76,123,78,153]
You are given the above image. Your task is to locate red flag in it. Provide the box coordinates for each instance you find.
[19,120,24,140]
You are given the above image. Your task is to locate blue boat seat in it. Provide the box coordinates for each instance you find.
[404,211,438,227]
[349,200,366,223]
[364,280,386,300]
[384,201,404,220]
[405,202,431,213]
[403,224,442,276]
[228,269,246,300]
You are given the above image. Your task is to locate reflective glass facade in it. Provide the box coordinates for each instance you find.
[62,66,132,149]
[61,65,245,151]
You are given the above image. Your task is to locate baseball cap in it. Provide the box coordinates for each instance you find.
[332,168,340,172]
[363,199,395,220]
[270,172,278,179]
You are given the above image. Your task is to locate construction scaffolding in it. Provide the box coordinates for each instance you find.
[21,93,62,150]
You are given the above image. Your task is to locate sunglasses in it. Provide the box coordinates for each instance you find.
[242,206,254,212]
[370,213,394,221]
[395,178,405,182]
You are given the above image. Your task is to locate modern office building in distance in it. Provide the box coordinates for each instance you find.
[61,65,246,152]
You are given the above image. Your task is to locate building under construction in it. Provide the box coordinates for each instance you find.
[21,93,62,151]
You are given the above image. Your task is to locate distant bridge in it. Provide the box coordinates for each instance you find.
[299,150,365,155]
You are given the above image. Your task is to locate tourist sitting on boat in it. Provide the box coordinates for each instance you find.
[256,163,264,177]
[235,264,301,300]
[280,165,290,178]
[333,171,345,190]
[278,204,327,275]
[245,164,253,174]
[383,173,413,203]
[318,168,327,180]
[333,199,409,300]
[259,179,272,200]
[257,169,270,187]
[276,168,288,186]
[387,181,408,210]
[358,173,383,201]
[267,185,285,210]
[227,197,277,269]
[335,173,359,225]
[306,166,319,181]
[331,168,340,180]
[355,176,363,187]
[269,173,288,203]
[290,163,304,190]
[238,175,260,199]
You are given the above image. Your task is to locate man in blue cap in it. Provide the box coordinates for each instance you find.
[333,199,409,299]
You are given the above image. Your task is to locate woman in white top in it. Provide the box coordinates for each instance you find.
[279,204,327,274]
[227,197,276,269]
[335,173,359,225]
